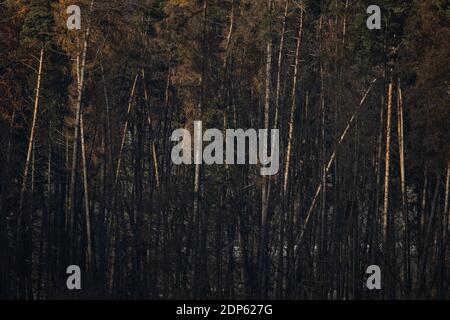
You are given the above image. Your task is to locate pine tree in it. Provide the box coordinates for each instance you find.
[21,0,53,48]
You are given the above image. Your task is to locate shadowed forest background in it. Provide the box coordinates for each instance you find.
[0,0,449,299]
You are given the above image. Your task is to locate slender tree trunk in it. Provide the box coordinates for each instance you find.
[16,48,44,299]
[383,81,393,245]
[274,0,289,130]
[382,80,393,298]
[258,0,273,298]
[80,113,92,271]
[18,47,44,238]
[192,0,208,298]
[397,79,410,295]
[440,151,450,298]
[283,9,304,195]
[67,0,95,249]
[223,0,235,69]
[115,74,139,185]
[417,174,441,297]
[274,2,289,298]
[444,153,450,239]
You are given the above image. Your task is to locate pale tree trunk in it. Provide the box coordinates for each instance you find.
[274,0,289,298]
[73,40,93,272]
[142,69,161,190]
[397,79,410,294]
[72,41,93,271]
[223,0,235,69]
[192,0,208,298]
[274,0,289,130]
[18,47,44,242]
[342,0,349,45]
[258,0,273,298]
[222,0,235,165]
[383,81,393,246]
[284,5,307,291]
[80,113,92,270]
[115,74,139,185]
[383,80,393,298]
[67,0,95,245]
[283,9,304,195]
[161,56,173,186]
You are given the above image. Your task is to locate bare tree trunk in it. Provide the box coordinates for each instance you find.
[152,142,160,190]
[283,9,304,195]
[274,1,290,297]
[115,74,139,185]
[141,68,162,190]
[192,0,208,298]
[383,81,393,246]
[80,113,92,270]
[258,0,273,298]
[372,95,384,266]
[274,0,289,130]
[397,79,410,295]
[382,80,393,298]
[223,0,235,69]
[17,50,44,297]
[18,47,44,237]
[67,0,95,245]
[417,174,441,298]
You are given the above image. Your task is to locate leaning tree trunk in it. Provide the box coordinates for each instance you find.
[283,9,304,195]
[80,113,92,270]
[17,47,44,245]
[294,78,378,253]
[115,74,138,185]
[397,79,410,295]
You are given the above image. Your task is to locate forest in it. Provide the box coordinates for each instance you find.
[0,0,449,300]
